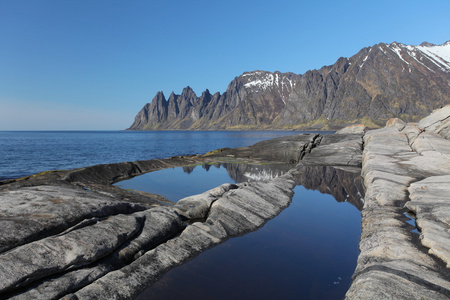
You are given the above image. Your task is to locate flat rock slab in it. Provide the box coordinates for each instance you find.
[0,214,143,294]
[0,185,145,254]
[207,133,318,163]
[299,133,363,167]
[174,183,238,220]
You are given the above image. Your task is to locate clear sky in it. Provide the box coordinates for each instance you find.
[1,0,449,130]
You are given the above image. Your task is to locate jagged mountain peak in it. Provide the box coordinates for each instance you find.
[180,86,197,103]
[128,39,450,131]
[153,91,166,102]
[201,89,212,98]
[181,86,196,95]
[420,41,436,47]
[168,91,177,102]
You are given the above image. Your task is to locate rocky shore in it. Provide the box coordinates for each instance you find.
[0,106,449,299]
[346,105,450,299]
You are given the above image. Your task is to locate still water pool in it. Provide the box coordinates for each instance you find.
[117,164,362,300]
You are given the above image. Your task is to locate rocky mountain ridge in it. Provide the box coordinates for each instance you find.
[128,41,450,130]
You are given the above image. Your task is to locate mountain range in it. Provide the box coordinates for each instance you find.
[128,41,450,130]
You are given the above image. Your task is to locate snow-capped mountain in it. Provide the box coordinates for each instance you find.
[128,41,450,130]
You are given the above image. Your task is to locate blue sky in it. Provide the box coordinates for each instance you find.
[1,0,449,130]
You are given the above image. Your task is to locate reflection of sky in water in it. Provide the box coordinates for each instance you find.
[116,165,240,202]
[403,212,420,235]
[126,165,362,299]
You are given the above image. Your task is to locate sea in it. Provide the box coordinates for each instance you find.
[0,130,315,181]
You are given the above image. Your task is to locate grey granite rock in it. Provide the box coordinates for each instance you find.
[386,117,407,130]
[63,173,297,300]
[346,107,450,300]
[336,124,366,134]
[4,207,184,300]
[3,133,356,299]
[0,185,145,254]
[418,104,450,139]
[299,133,363,167]
[406,176,450,267]
[0,213,143,294]
[208,133,318,163]
[174,183,238,220]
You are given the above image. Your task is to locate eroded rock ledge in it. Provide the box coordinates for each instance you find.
[346,105,450,299]
[0,106,449,299]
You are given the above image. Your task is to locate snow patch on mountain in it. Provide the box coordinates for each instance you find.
[360,48,372,68]
[389,43,411,72]
[244,72,275,90]
[385,41,450,73]
[417,41,450,72]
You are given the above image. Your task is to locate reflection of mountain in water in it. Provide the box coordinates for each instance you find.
[182,166,196,174]
[214,163,292,183]
[293,166,364,210]
[183,163,364,210]
[183,163,292,183]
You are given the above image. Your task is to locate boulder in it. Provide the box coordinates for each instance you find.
[386,117,407,130]
[336,124,366,134]
[174,183,238,220]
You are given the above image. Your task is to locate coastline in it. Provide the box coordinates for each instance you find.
[0,106,449,299]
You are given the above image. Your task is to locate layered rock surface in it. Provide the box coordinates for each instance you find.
[346,105,450,299]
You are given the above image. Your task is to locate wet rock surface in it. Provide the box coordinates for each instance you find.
[0,106,449,299]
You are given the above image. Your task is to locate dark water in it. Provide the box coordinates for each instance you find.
[115,163,293,202]
[121,164,362,300]
[0,130,320,181]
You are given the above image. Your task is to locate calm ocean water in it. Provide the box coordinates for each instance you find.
[0,130,324,181]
